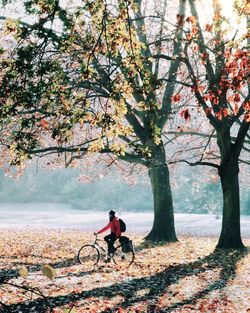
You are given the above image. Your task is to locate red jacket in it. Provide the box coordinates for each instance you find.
[97,217,121,237]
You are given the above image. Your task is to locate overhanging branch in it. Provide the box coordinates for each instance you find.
[169,159,219,168]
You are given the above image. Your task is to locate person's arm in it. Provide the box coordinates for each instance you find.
[97,222,111,234]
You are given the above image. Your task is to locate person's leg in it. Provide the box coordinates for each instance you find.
[119,236,129,244]
[104,233,117,256]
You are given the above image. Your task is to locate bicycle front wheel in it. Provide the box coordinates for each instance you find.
[113,245,135,268]
[77,244,100,270]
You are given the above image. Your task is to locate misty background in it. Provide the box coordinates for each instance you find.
[0,163,249,216]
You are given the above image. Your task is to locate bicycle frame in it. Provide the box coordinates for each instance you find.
[93,236,107,255]
[93,235,122,256]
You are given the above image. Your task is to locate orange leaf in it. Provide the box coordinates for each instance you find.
[205,107,212,116]
[233,104,239,115]
[244,113,250,122]
[186,16,196,24]
[217,109,223,120]
[40,119,49,129]
[233,93,241,103]
[171,94,181,103]
[243,101,250,111]
[180,109,191,121]
[205,24,213,32]
[192,44,199,52]
[223,108,229,117]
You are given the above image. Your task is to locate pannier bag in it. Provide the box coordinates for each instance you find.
[122,240,133,253]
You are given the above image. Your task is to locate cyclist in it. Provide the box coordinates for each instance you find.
[94,210,121,262]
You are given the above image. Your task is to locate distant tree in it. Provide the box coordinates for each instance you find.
[242,191,250,215]
[0,0,190,242]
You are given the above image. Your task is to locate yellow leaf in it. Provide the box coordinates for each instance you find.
[42,264,56,280]
[19,266,28,278]
[4,18,19,34]
[63,307,77,313]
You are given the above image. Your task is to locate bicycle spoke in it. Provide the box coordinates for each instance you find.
[77,245,100,271]
[113,245,134,268]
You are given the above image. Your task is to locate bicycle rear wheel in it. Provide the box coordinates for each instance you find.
[113,244,135,267]
[77,244,100,270]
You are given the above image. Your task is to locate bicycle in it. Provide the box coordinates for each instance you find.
[77,234,135,270]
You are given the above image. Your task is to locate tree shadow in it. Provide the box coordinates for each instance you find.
[0,239,143,280]
[100,248,247,313]
[134,239,170,253]
[0,256,79,276]
[2,247,247,313]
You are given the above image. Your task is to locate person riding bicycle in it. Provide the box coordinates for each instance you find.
[94,210,121,262]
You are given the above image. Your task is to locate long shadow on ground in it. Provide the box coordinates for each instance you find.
[0,239,143,279]
[1,247,247,313]
[0,257,79,278]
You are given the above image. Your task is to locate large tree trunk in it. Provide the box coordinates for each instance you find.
[145,143,178,242]
[216,156,245,249]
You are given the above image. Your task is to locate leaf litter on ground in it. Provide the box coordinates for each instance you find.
[0,229,249,312]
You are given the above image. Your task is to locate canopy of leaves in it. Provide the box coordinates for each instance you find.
[0,0,187,168]
[164,0,250,167]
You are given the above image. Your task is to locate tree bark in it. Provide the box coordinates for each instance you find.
[145,143,178,242]
[216,156,245,249]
